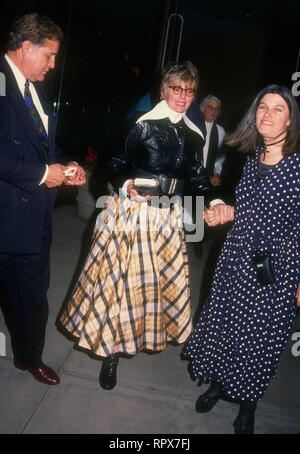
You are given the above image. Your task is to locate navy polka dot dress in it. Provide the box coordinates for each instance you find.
[184,149,300,402]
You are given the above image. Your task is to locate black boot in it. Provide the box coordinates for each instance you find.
[233,401,256,434]
[195,380,222,413]
[99,354,119,390]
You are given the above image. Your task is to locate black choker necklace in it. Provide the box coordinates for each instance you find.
[261,136,286,160]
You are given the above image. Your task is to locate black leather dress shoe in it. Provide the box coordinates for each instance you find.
[99,355,119,390]
[14,359,60,385]
[233,402,256,434]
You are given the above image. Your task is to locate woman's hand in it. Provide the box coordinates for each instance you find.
[204,203,235,226]
[296,283,300,308]
[127,180,151,202]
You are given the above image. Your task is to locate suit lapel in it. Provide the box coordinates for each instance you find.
[34,82,56,162]
[11,90,44,155]
[0,56,48,162]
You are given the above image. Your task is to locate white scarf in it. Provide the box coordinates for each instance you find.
[136,100,204,139]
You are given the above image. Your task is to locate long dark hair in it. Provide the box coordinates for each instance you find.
[226,85,300,156]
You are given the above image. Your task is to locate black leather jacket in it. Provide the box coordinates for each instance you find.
[107,117,211,195]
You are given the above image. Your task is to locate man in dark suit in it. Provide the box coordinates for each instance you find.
[0,13,86,384]
[191,95,227,255]
[199,95,226,188]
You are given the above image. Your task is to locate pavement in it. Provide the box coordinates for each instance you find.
[0,196,300,436]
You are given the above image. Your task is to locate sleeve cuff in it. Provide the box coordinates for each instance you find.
[39,165,49,185]
[122,179,133,197]
[210,198,225,207]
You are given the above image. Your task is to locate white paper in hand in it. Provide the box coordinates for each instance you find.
[64,167,77,177]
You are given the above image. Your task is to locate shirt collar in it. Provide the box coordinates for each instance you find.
[5,54,28,96]
[205,120,214,130]
[167,105,183,124]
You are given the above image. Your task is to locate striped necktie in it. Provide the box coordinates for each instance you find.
[24,79,50,161]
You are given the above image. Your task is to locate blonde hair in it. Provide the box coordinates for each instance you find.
[160,61,199,96]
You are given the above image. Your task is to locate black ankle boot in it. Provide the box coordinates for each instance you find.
[99,354,119,390]
[233,401,256,434]
[195,381,221,413]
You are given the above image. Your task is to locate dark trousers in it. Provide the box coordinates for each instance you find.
[0,218,51,367]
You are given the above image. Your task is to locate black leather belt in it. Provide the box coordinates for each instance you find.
[134,175,184,196]
[158,175,184,195]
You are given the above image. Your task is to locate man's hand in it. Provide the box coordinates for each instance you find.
[204,203,234,226]
[45,164,68,188]
[64,163,86,186]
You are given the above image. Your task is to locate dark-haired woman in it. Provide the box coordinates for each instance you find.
[184,85,300,434]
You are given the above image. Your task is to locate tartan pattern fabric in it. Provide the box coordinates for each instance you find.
[60,194,192,357]
[24,80,50,160]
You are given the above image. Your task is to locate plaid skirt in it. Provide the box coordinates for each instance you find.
[60,194,192,358]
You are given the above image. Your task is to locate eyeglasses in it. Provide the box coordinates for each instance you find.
[168,86,196,97]
[206,105,220,112]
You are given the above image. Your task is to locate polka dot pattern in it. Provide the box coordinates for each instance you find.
[184,150,300,401]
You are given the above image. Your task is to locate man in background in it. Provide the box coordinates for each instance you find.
[200,95,226,189]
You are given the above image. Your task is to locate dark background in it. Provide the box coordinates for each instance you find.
[1,0,300,165]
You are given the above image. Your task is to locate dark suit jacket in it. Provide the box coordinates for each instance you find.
[0,56,69,254]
